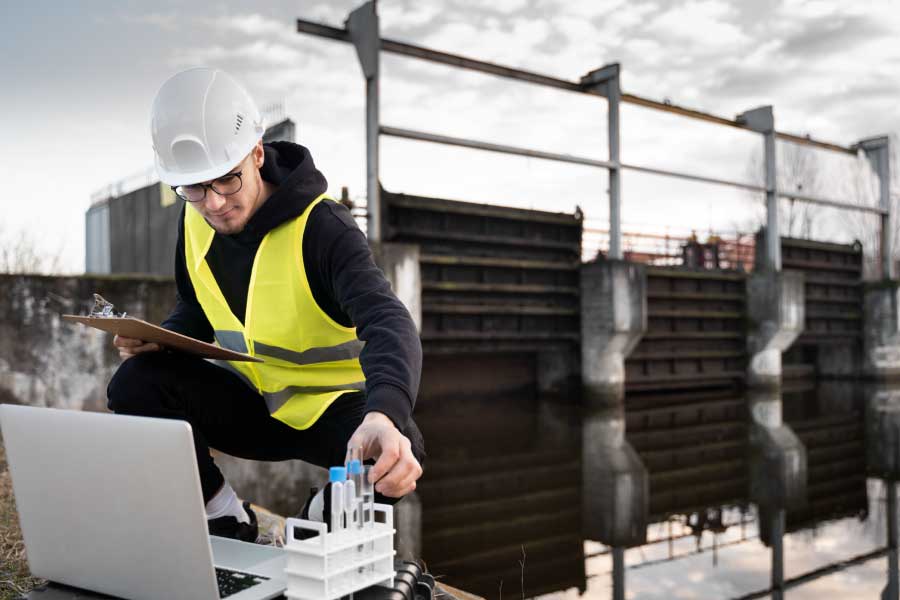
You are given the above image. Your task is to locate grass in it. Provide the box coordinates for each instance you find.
[0,436,44,600]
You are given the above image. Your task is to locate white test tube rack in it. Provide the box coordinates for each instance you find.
[283,503,395,600]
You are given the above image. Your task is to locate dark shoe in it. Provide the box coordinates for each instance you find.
[208,501,258,543]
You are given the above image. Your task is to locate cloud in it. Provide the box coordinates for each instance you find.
[643,0,750,53]
[116,12,181,32]
[779,13,889,57]
[173,40,309,68]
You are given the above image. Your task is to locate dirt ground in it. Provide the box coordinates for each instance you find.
[0,436,44,600]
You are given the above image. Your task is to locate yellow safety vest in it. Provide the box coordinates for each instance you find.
[183,194,366,430]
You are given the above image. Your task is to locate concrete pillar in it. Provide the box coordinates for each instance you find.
[738,106,779,271]
[347,1,382,242]
[747,270,804,388]
[369,242,421,332]
[582,411,648,547]
[580,259,646,409]
[864,282,900,381]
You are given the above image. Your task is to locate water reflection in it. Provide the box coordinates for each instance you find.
[413,382,900,599]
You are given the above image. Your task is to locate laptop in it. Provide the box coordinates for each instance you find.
[0,404,288,600]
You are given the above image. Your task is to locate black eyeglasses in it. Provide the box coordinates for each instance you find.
[172,171,243,203]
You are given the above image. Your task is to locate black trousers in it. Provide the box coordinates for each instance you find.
[106,351,425,504]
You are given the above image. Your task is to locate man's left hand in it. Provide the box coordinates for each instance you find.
[346,412,422,498]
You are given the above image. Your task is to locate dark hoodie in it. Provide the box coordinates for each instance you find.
[162,142,421,430]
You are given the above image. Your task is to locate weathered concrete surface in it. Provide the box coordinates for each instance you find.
[0,274,176,411]
[864,281,900,380]
[369,242,421,332]
[747,270,804,388]
[581,410,648,547]
[580,260,646,409]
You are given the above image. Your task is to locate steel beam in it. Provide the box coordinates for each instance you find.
[621,162,766,193]
[581,64,622,258]
[739,106,780,271]
[381,125,881,216]
[380,125,616,169]
[779,190,888,215]
[346,1,382,241]
[296,17,855,155]
[612,546,626,600]
[854,136,893,279]
[887,482,899,600]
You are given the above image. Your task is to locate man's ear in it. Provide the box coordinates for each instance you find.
[253,140,265,168]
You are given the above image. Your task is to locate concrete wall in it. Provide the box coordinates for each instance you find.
[0,274,176,411]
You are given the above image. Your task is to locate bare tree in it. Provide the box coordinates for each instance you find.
[744,142,825,239]
[0,224,64,275]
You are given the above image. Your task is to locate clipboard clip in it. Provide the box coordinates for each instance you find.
[90,294,127,319]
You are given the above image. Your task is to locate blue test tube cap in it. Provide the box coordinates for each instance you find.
[329,466,347,482]
[348,459,362,475]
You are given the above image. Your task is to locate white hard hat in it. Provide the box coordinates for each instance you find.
[150,67,265,186]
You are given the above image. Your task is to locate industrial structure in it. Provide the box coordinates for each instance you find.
[293,4,899,600]
[75,3,900,598]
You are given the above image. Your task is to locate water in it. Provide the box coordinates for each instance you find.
[411,380,898,599]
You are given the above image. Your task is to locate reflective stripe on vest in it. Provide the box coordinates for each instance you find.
[184,195,366,430]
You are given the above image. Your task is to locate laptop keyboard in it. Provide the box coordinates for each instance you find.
[216,567,269,598]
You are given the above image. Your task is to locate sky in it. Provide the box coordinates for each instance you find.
[2,0,899,272]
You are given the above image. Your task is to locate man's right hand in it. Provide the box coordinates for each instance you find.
[113,335,162,360]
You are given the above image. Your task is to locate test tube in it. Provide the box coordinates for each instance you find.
[361,465,375,529]
[329,466,346,534]
[343,477,357,529]
[347,459,364,529]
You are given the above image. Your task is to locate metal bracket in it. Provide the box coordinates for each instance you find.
[580,63,620,98]
[346,1,379,80]
[853,135,890,174]
[737,106,774,133]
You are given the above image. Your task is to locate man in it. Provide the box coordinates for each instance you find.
[107,67,425,541]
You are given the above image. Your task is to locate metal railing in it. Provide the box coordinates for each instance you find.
[296,2,893,276]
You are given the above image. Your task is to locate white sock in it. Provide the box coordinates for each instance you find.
[205,481,250,524]
[307,487,326,522]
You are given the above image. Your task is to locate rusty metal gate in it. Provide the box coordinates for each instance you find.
[383,188,582,355]
[626,267,748,392]
[781,237,864,378]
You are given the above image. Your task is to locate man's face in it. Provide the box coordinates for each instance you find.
[189,142,266,235]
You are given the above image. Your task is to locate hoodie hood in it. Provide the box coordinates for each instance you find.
[230,141,328,244]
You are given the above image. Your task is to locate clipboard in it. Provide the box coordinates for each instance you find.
[61,315,263,363]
